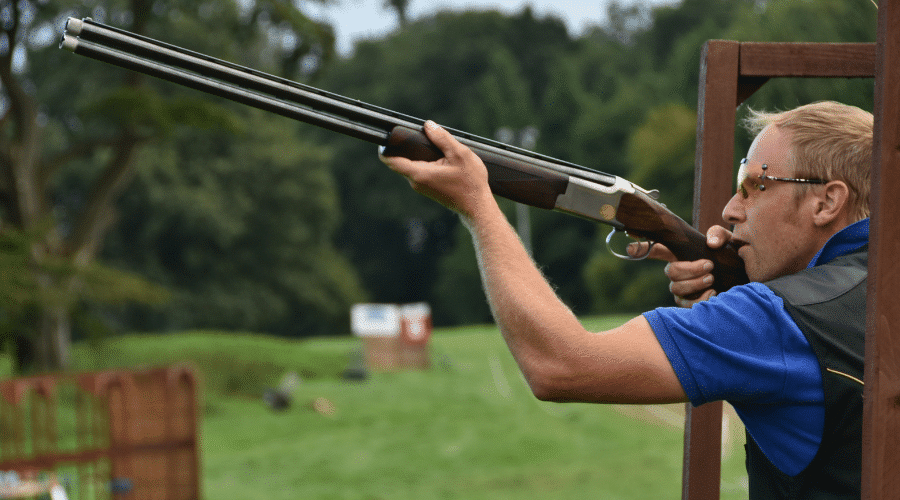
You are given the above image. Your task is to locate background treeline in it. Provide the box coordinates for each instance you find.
[294,0,876,325]
[0,0,877,372]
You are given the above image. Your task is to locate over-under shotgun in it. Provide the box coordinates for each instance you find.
[61,17,748,293]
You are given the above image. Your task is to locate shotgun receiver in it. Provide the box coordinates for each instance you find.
[60,17,748,293]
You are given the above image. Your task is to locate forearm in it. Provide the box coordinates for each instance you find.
[462,201,590,398]
[462,200,686,403]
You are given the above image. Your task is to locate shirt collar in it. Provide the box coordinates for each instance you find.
[808,218,869,268]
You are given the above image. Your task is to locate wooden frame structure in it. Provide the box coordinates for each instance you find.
[686,1,898,499]
[0,365,201,500]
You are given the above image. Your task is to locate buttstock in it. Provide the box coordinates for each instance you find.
[617,192,749,293]
[382,126,569,210]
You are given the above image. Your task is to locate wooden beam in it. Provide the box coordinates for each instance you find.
[863,1,900,499]
[739,42,876,77]
[693,40,741,229]
[684,40,742,500]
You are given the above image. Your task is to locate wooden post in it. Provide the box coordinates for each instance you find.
[863,1,900,499]
[684,40,740,500]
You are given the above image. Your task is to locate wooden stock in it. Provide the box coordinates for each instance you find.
[382,126,570,210]
[617,191,748,293]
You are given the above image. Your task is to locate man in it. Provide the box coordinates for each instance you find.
[381,101,872,498]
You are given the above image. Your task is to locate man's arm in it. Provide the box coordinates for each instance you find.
[383,121,686,404]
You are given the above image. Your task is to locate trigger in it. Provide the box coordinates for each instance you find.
[606,228,655,261]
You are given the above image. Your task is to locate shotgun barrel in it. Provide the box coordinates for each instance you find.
[61,17,617,189]
[61,17,749,293]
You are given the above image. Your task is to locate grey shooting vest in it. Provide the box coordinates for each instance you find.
[748,246,867,499]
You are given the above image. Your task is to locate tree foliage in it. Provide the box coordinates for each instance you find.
[104,111,366,336]
[1,0,880,371]
[0,0,351,372]
[313,0,877,321]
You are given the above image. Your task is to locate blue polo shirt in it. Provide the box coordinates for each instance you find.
[643,219,869,477]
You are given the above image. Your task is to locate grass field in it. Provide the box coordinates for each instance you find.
[20,316,748,499]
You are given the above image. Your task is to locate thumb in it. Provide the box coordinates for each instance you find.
[422,120,466,159]
[706,225,733,249]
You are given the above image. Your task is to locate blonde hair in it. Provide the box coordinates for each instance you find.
[742,101,873,221]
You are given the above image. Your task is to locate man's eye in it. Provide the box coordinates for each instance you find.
[738,185,749,198]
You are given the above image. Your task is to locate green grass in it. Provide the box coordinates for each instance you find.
[14,316,748,499]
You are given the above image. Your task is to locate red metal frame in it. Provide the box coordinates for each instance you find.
[1,365,201,500]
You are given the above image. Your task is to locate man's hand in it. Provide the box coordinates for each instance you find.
[380,121,493,223]
[646,225,734,308]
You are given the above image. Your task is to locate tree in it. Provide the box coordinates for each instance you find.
[1,0,160,371]
[383,0,411,27]
[104,110,366,336]
[0,0,338,371]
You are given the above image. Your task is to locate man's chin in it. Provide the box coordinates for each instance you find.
[737,248,760,282]
[736,245,750,263]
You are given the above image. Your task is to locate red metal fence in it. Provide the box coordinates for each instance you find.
[0,365,200,500]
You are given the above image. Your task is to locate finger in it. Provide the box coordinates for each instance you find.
[706,225,733,249]
[377,145,392,166]
[669,273,714,298]
[643,242,675,262]
[380,152,418,181]
[421,120,469,160]
[626,241,653,259]
[380,143,435,183]
[664,259,714,282]
[674,289,717,309]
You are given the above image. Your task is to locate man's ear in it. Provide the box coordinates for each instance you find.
[812,180,850,227]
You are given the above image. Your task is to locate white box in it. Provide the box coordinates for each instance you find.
[351,304,401,338]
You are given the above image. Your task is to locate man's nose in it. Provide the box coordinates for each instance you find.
[722,193,744,225]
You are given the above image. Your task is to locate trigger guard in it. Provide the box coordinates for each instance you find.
[606,228,654,261]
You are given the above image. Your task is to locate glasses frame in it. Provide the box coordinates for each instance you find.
[739,158,829,191]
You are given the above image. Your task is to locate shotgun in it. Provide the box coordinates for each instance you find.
[60,17,748,293]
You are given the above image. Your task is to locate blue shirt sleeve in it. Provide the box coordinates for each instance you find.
[643,283,824,476]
